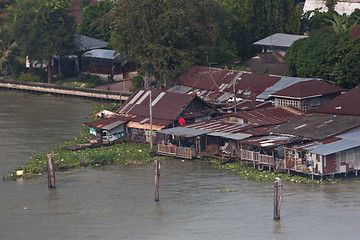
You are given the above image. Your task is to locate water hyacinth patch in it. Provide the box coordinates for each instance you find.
[205,159,340,184]
[8,142,167,179]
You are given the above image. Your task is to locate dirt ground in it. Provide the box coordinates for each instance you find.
[95,80,133,94]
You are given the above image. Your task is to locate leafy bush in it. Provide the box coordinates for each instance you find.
[17,73,41,82]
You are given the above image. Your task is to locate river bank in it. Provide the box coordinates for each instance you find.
[4,93,338,184]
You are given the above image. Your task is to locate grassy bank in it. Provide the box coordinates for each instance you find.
[8,142,166,179]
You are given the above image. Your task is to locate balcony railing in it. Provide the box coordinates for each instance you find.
[157,144,195,159]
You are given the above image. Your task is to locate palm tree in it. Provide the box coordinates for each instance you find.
[0,26,17,79]
[329,13,358,34]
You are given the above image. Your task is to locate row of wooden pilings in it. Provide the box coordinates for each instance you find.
[47,155,282,220]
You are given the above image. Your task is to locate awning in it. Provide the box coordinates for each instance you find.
[102,120,126,131]
[310,139,360,155]
[157,127,210,137]
[225,132,252,140]
[127,121,165,131]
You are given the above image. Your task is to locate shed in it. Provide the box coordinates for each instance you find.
[253,33,308,55]
[82,49,137,80]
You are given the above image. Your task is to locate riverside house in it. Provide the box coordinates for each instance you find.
[156,106,307,161]
[115,89,216,143]
[271,113,360,177]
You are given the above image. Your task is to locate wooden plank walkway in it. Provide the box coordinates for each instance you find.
[0,79,131,101]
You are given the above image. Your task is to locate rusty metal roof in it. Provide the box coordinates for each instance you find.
[85,115,132,129]
[241,135,301,147]
[186,120,257,133]
[175,65,240,91]
[270,80,343,99]
[314,86,360,116]
[223,71,281,97]
[232,106,308,126]
[221,99,273,111]
[117,89,207,121]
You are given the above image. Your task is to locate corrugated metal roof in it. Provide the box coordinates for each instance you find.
[225,132,252,140]
[158,127,210,137]
[223,72,281,98]
[314,86,360,116]
[117,89,212,128]
[167,85,193,94]
[221,99,272,111]
[257,77,314,100]
[186,120,257,133]
[270,80,343,99]
[337,126,360,140]
[118,89,195,121]
[234,106,308,125]
[85,115,132,129]
[241,135,300,147]
[253,33,308,48]
[272,114,360,140]
[175,65,240,91]
[83,49,120,59]
[310,139,360,155]
[75,34,108,51]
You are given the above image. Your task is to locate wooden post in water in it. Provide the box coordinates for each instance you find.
[274,178,282,220]
[47,154,56,188]
[154,160,161,201]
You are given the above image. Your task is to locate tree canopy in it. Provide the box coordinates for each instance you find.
[284,30,360,88]
[77,0,114,41]
[13,0,76,83]
[109,0,230,87]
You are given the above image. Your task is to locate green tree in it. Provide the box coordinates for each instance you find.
[284,30,360,88]
[13,0,75,83]
[0,25,17,78]
[77,0,114,41]
[109,0,229,87]
[329,13,358,34]
[220,0,301,59]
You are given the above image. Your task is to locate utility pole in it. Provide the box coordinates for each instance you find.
[233,77,237,114]
[149,88,153,152]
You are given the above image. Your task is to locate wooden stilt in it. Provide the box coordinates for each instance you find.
[154,160,161,201]
[78,150,81,163]
[47,154,56,188]
[274,179,282,220]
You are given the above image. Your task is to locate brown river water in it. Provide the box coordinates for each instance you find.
[1,90,360,240]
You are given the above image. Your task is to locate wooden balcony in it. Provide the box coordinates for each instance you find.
[157,144,196,159]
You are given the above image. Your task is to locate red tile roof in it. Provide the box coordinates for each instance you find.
[270,80,343,99]
[350,25,360,38]
[314,86,360,116]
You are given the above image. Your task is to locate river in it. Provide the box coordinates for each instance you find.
[0,90,360,240]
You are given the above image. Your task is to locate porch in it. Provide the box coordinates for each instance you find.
[157,144,196,159]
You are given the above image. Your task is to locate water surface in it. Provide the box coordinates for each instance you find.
[1,90,359,240]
